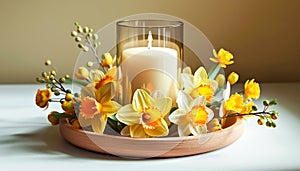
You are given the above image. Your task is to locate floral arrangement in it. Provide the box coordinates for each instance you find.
[35,22,279,138]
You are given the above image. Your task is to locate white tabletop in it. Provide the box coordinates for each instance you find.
[1,83,300,171]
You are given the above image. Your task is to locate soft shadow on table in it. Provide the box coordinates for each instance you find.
[2,126,145,161]
[1,125,198,161]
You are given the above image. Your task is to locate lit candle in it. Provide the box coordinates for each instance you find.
[121,31,179,104]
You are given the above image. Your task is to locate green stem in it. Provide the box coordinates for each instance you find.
[208,64,221,80]
[65,79,88,87]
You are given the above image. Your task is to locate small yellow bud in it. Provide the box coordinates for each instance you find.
[51,70,56,76]
[59,77,65,83]
[71,31,78,37]
[45,76,50,81]
[45,59,52,66]
[83,46,89,52]
[75,67,89,80]
[215,74,225,88]
[213,124,222,131]
[42,72,47,78]
[78,43,84,48]
[77,26,83,33]
[83,26,89,33]
[87,61,93,67]
[46,83,51,88]
[257,119,264,125]
[48,111,60,125]
[227,72,239,85]
[75,36,81,42]
[49,75,55,80]
[102,53,116,68]
[86,33,92,38]
[61,100,74,114]
[92,34,98,40]
[65,93,73,101]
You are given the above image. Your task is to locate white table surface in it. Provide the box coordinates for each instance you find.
[1,83,300,171]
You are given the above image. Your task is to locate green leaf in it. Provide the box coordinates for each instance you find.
[107,115,127,134]
[170,107,178,114]
[53,113,75,119]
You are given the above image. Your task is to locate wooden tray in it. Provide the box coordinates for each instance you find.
[59,117,244,158]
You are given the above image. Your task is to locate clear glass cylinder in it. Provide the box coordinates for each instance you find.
[116,20,184,105]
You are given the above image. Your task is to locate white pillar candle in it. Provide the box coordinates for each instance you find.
[121,31,179,104]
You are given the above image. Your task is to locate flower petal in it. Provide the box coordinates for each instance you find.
[223,81,231,100]
[178,122,191,137]
[144,119,169,137]
[191,95,206,107]
[91,114,107,134]
[116,104,141,125]
[169,109,187,124]
[219,102,225,117]
[194,67,208,87]
[80,83,96,98]
[78,113,92,127]
[189,124,207,136]
[206,79,218,92]
[106,66,117,79]
[183,67,192,74]
[101,101,121,117]
[95,82,114,103]
[90,69,105,82]
[120,125,130,136]
[154,97,172,117]
[206,107,215,122]
[213,49,218,57]
[176,90,192,112]
[132,89,155,112]
[129,124,149,138]
[181,73,194,93]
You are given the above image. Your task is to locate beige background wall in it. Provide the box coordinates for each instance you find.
[0,0,299,83]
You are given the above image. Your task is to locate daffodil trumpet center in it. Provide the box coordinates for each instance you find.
[80,97,102,119]
[188,105,209,126]
[140,106,162,130]
[191,84,214,102]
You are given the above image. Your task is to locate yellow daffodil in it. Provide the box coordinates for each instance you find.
[75,66,89,80]
[215,74,225,88]
[181,66,218,102]
[116,89,172,138]
[219,81,256,118]
[227,72,239,85]
[35,89,51,108]
[241,101,254,114]
[244,79,260,101]
[89,69,105,82]
[210,48,234,68]
[224,93,244,113]
[78,82,121,134]
[95,66,116,89]
[102,53,116,68]
[169,91,214,137]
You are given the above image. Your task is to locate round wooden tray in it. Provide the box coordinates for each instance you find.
[59,117,244,158]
